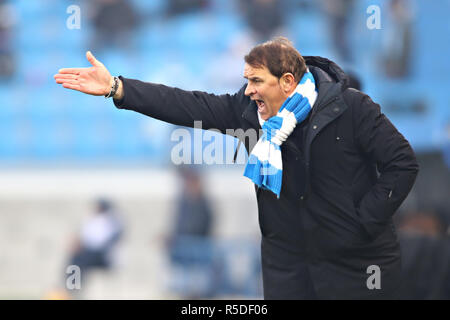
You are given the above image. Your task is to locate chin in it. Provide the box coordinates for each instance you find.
[258,112,269,120]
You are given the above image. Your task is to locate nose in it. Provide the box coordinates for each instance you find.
[244,83,256,97]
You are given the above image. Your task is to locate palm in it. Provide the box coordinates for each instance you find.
[54,51,112,96]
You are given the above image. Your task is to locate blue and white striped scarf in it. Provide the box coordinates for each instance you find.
[243,69,317,198]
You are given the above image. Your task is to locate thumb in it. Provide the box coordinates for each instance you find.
[86,51,101,67]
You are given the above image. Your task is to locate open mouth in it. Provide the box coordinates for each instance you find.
[255,99,265,112]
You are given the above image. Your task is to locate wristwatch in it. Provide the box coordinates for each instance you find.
[105,76,119,98]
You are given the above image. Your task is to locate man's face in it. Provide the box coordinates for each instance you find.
[243,63,288,120]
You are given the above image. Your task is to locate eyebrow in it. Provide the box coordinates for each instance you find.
[243,76,262,81]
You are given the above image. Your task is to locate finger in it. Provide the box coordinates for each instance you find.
[54,74,78,80]
[56,79,79,85]
[58,68,83,75]
[86,51,101,67]
[62,83,81,91]
[54,77,79,85]
[55,78,78,84]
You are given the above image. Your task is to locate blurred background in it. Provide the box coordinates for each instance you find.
[0,0,449,299]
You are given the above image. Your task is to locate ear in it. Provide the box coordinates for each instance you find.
[280,73,296,94]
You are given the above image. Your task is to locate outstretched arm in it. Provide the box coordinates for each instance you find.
[54,52,249,133]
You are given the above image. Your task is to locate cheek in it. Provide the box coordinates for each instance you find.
[265,90,280,106]
[268,84,283,98]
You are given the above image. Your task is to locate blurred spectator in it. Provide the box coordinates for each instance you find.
[381,0,414,78]
[166,0,209,17]
[409,151,450,222]
[397,210,450,299]
[171,167,213,240]
[320,0,355,64]
[66,198,124,294]
[206,32,257,92]
[346,70,362,90]
[87,0,139,53]
[239,0,285,42]
[398,210,444,236]
[166,166,221,298]
[443,121,450,171]
[0,0,16,80]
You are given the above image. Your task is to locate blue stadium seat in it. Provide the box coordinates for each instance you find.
[0,120,22,159]
[2,0,449,164]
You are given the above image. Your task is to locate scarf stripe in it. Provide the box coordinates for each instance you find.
[243,69,317,198]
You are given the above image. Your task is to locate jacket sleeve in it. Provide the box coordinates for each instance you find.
[113,76,249,133]
[353,93,419,239]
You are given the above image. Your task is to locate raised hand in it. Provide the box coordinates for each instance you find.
[54,51,113,96]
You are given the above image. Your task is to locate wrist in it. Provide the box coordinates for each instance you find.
[113,78,124,100]
[107,76,114,95]
[105,76,119,98]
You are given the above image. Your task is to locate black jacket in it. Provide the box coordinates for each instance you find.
[114,56,419,299]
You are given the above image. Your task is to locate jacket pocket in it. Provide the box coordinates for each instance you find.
[306,192,371,255]
[355,200,392,241]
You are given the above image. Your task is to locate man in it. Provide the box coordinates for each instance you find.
[54,37,419,299]
[66,198,123,297]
